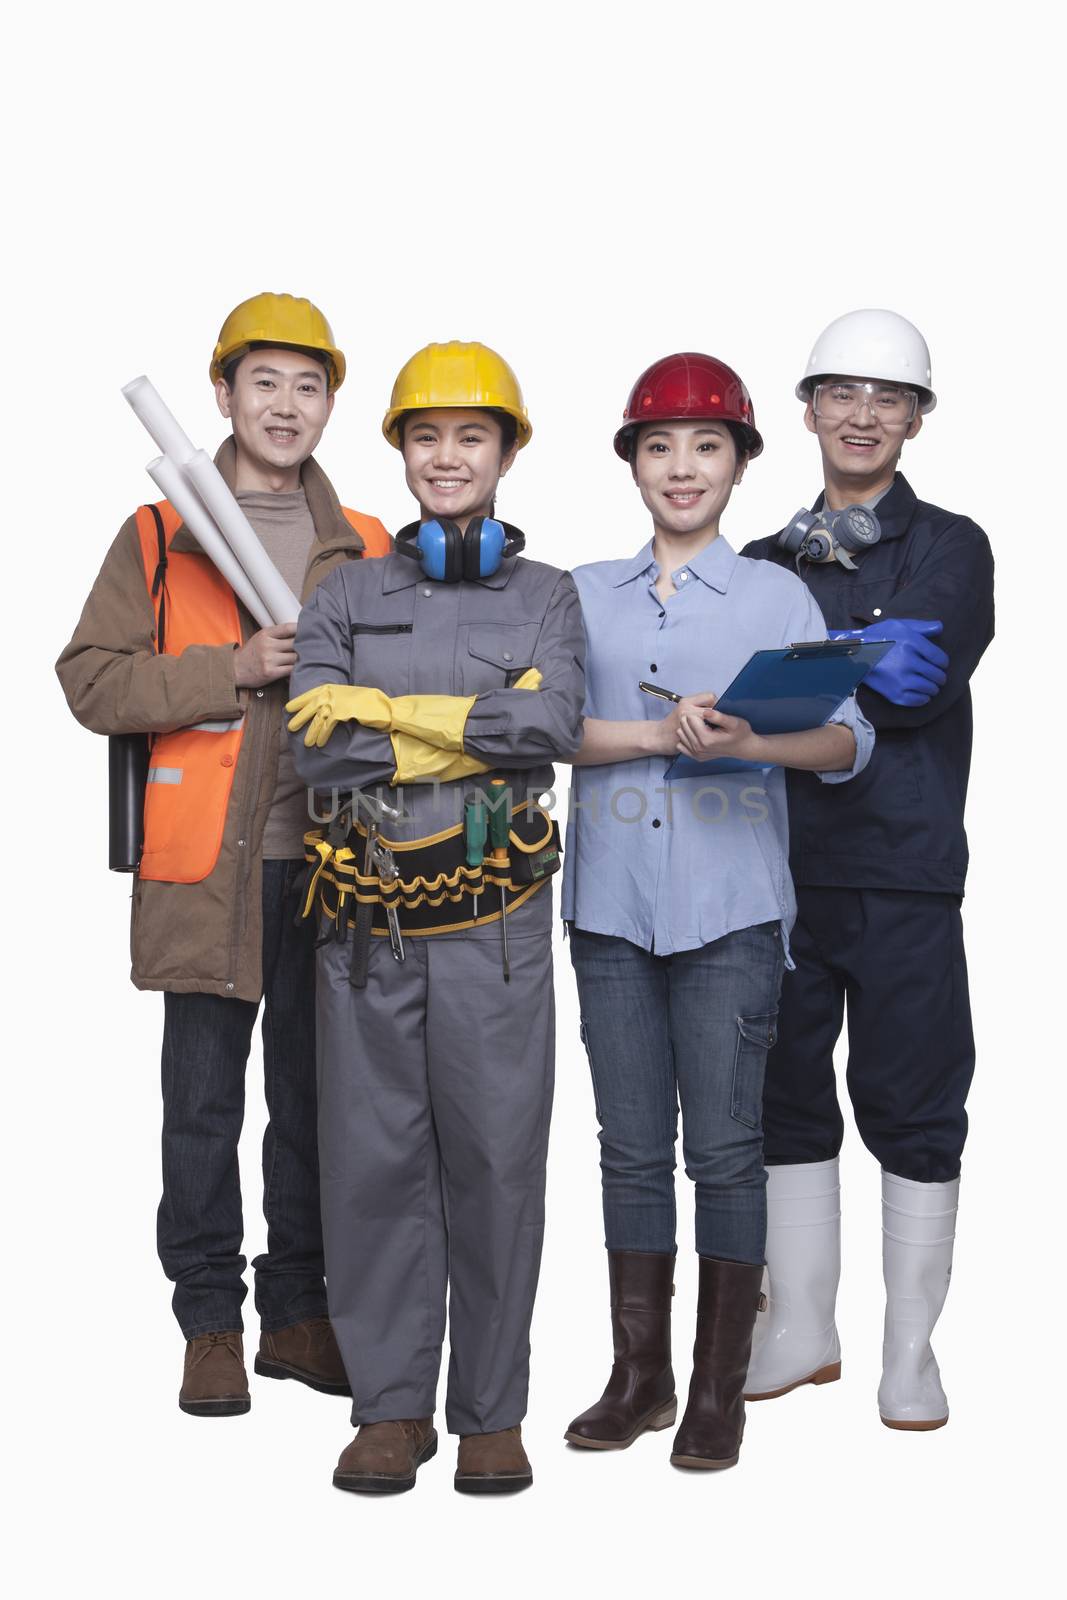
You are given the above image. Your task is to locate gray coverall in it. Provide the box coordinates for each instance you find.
[289,549,585,1435]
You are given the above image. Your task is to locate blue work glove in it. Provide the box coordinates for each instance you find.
[827,618,950,707]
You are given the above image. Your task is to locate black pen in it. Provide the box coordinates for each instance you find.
[638,680,683,704]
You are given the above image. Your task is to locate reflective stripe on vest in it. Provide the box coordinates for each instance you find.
[135,501,245,885]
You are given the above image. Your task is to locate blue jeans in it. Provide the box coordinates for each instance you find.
[569,922,785,1264]
[157,859,328,1338]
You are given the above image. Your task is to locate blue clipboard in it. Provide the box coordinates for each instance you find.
[664,639,892,779]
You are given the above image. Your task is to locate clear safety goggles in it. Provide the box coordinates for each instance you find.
[812,381,919,426]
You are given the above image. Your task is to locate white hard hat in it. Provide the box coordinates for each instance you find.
[797,309,936,412]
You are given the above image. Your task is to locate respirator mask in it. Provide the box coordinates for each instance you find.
[777,504,881,571]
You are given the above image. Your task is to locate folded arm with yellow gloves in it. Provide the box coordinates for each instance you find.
[286,560,587,792]
[287,669,542,783]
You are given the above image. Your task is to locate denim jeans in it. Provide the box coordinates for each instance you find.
[569,922,785,1264]
[157,859,328,1338]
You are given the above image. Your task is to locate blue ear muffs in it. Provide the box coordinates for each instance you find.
[395,517,526,582]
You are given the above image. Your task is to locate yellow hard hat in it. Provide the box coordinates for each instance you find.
[210,292,346,390]
[382,340,532,448]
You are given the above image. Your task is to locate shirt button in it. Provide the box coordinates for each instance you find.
[422,587,433,598]
[221,754,233,767]
[237,838,246,848]
[503,651,514,662]
[650,663,658,673]
[225,982,235,992]
[873,607,882,617]
[256,689,265,698]
[679,571,689,582]
[652,818,662,828]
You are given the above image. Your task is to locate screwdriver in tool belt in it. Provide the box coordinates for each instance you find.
[464,791,487,920]
[488,777,511,982]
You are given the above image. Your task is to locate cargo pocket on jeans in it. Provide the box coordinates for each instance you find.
[731,1012,778,1129]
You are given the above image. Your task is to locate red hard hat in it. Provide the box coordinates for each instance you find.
[614,352,763,460]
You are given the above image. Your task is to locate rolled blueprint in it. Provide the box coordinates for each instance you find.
[183,450,300,623]
[146,454,274,627]
[124,375,299,624]
[122,376,197,466]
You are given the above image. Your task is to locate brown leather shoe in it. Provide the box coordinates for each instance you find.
[565,1249,677,1449]
[671,1256,765,1470]
[255,1317,351,1396]
[454,1425,532,1494]
[179,1331,251,1417]
[333,1419,437,1494]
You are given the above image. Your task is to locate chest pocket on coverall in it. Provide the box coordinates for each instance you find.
[461,623,540,692]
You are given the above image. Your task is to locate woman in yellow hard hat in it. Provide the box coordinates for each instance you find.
[286,341,585,1495]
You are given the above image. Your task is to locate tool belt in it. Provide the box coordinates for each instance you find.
[300,798,561,939]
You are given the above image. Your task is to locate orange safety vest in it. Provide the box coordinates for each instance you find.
[135,498,389,885]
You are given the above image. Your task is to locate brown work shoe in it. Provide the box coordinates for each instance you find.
[255,1317,351,1396]
[455,1425,533,1494]
[179,1331,251,1417]
[333,1419,437,1495]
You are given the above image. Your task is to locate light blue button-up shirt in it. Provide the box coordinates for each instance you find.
[560,536,874,958]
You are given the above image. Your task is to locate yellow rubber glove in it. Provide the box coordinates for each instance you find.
[389,736,490,785]
[386,693,478,751]
[286,684,392,747]
[388,669,543,784]
[510,667,542,692]
[287,683,476,751]
[288,669,543,759]
[388,668,543,750]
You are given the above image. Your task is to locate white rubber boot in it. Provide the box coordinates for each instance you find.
[878,1170,958,1431]
[744,1159,842,1401]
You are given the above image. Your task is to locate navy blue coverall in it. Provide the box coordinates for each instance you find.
[742,474,994,1181]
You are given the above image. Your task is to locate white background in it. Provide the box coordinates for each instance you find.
[6,2,1059,1596]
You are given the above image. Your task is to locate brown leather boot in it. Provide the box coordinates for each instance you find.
[179,1331,251,1417]
[454,1425,532,1494]
[255,1317,351,1396]
[671,1256,765,1470]
[565,1249,677,1449]
[333,1419,437,1494]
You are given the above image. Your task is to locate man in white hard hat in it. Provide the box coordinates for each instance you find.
[741,309,994,1431]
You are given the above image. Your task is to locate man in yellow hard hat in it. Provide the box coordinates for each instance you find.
[57,293,390,1417]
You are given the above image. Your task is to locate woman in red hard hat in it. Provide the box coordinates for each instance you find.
[560,353,874,1471]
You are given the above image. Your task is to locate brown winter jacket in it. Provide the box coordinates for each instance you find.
[56,438,388,1000]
